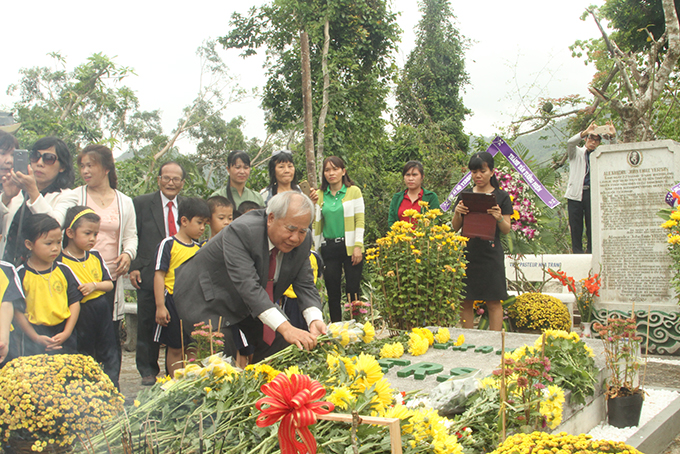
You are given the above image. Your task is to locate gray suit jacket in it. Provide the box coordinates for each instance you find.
[173,209,321,332]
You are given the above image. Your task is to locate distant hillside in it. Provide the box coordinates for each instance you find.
[514,119,572,167]
[472,119,572,168]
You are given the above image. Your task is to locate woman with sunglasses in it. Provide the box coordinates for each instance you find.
[0,136,77,264]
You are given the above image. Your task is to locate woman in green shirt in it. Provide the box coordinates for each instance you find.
[312,156,365,322]
[387,160,440,228]
[211,151,264,214]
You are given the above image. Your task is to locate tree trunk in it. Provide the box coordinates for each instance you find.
[300,30,317,186]
[316,19,331,188]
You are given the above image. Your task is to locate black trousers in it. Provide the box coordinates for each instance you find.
[21,320,78,356]
[320,241,363,322]
[135,287,160,378]
[102,284,122,385]
[568,189,592,254]
[77,296,120,389]
[234,315,290,363]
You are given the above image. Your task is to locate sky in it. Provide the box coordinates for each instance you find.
[1,0,602,156]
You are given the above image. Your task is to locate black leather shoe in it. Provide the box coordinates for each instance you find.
[141,375,156,386]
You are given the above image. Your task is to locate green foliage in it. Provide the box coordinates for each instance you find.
[366,209,467,330]
[8,52,161,153]
[220,0,400,161]
[395,0,470,151]
[600,0,680,53]
[534,331,598,406]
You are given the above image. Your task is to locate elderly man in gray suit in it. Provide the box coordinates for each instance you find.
[174,191,326,362]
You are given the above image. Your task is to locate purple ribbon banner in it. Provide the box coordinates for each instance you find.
[440,136,560,211]
[666,182,680,207]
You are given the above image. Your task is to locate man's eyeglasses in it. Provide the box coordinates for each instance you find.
[159,175,183,185]
[587,134,601,141]
[29,150,58,166]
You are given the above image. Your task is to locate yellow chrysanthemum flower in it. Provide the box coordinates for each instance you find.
[361,322,375,343]
[668,234,680,245]
[434,328,450,344]
[353,353,383,388]
[671,210,680,221]
[369,378,394,413]
[327,385,355,410]
[379,342,405,359]
[413,328,434,346]
[284,365,302,377]
[402,208,419,218]
[662,219,678,229]
[408,332,429,356]
[453,334,465,346]
[380,404,413,421]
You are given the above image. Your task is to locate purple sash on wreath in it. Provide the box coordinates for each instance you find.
[666,182,680,207]
[440,136,560,211]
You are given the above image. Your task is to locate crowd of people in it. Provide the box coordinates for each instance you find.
[0,121,612,387]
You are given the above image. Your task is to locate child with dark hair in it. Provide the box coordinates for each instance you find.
[236,200,262,218]
[452,151,513,331]
[153,197,210,375]
[206,196,234,239]
[59,206,118,387]
[13,214,83,356]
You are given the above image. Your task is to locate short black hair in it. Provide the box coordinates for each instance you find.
[206,195,233,214]
[23,213,61,244]
[158,161,187,180]
[178,197,211,225]
[238,200,262,214]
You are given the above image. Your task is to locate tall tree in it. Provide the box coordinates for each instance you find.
[512,0,680,143]
[395,0,470,151]
[220,0,400,182]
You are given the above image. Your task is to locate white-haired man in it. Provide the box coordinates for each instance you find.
[174,191,326,361]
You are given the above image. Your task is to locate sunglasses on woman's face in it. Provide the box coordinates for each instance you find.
[29,150,59,166]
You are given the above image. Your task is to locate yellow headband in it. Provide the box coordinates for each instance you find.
[69,208,97,230]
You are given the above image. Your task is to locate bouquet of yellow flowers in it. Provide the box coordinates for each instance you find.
[0,354,124,452]
[366,203,468,330]
[660,204,680,304]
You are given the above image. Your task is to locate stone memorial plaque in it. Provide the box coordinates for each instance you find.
[591,140,680,311]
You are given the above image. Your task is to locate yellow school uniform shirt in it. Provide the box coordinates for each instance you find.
[58,250,112,303]
[155,236,201,294]
[0,261,25,332]
[16,262,83,326]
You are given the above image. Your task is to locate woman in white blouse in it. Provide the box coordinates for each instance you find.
[0,136,78,264]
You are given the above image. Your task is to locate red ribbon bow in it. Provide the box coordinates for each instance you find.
[256,373,334,454]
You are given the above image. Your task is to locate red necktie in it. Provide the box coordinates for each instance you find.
[263,247,278,345]
[167,201,177,236]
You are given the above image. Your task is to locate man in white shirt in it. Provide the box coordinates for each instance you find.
[564,121,616,253]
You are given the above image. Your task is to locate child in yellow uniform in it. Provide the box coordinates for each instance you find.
[154,198,211,376]
[59,206,118,387]
[13,214,82,356]
[0,261,25,367]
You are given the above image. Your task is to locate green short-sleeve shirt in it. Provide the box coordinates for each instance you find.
[211,185,264,210]
[321,185,346,240]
